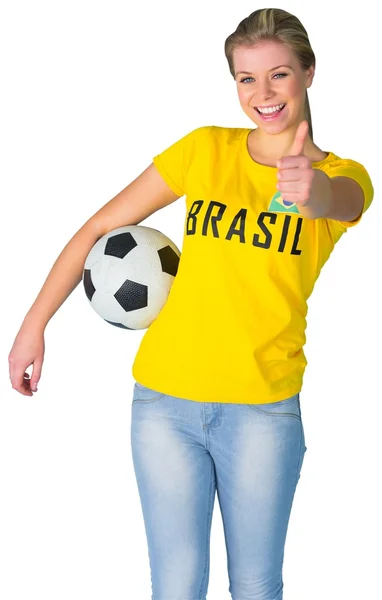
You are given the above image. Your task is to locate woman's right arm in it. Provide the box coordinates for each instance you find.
[8,163,180,396]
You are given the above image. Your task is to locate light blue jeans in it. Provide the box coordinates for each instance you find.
[130,382,307,600]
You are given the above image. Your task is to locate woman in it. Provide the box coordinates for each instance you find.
[9,8,374,600]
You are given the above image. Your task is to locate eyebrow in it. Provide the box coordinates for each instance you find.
[235,64,293,77]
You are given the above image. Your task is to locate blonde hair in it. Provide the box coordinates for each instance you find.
[224,8,315,140]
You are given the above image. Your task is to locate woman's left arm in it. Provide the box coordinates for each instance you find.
[302,170,365,222]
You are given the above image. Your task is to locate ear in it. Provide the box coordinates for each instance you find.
[305,65,315,89]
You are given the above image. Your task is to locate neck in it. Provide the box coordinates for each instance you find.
[249,124,313,159]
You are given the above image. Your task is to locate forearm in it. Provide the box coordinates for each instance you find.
[22,219,103,333]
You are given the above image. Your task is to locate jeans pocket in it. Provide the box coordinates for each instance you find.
[132,382,165,403]
[248,393,302,421]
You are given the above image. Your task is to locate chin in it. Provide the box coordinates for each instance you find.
[255,121,289,133]
[245,109,289,131]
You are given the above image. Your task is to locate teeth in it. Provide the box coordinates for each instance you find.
[257,103,285,114]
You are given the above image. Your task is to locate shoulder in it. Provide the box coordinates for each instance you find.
[318,152,372,180]
[184,125,249,145]
[163,125,250,150]
[319,152,374,214]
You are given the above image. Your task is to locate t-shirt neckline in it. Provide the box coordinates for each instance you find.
[241,128,334,170]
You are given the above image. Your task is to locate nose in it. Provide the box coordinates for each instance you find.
[255,79,275,103]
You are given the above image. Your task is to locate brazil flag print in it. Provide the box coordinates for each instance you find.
[268,191,301,215]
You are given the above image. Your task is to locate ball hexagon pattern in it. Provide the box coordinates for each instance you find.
[83,225,181,330]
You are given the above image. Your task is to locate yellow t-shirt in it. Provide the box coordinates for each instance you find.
[132,126,374,404]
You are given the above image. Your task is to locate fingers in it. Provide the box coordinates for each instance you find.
[277,154,311,171]
[9,364,32,396]
[273,120,311,213]
[277,179,310,192]
[277,171,301,183]
[289,120,309,156]
[8,328,45,397]
[22,372,34,395]
[9,359,43,396]
[31,358,43,392]
[276,192,303,204]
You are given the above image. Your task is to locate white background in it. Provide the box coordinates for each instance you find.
[1,0,380,598]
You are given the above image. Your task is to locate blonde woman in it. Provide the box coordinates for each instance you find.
[9,8,374,600]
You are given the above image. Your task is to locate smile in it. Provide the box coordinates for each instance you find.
[255,103,286,120]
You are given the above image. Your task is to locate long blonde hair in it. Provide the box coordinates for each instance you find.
[224,8,315,140]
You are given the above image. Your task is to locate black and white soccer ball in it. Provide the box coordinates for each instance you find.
[82,225,181,330]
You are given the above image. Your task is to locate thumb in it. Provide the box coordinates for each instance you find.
[289,120,309,156]
[31,357,43,391]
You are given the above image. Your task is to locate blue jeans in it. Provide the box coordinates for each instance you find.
[130,382,307,600]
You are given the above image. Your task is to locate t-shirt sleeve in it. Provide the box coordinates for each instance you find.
[322,158,374,233]
[152,126,209,197]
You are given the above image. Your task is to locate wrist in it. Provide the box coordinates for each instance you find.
[22,311,47,335]
[304,170,333,219]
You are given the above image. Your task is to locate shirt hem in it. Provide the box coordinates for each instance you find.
[132,374,302,404]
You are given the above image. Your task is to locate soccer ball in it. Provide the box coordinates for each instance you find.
[82,225,181,330]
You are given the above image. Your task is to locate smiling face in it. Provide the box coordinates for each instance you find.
[233,40,314,135]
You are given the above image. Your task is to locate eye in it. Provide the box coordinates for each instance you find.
[239,72,288,83]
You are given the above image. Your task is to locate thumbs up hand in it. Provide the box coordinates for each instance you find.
[276,120,332,219]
